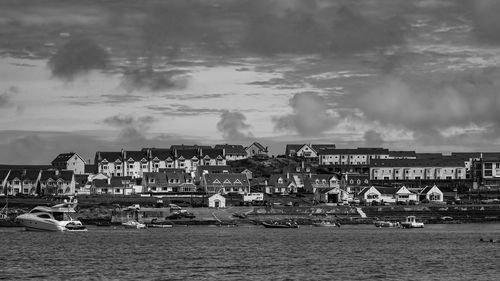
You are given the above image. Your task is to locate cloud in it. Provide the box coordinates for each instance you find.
[273,92,339,136]
[354,70,500,143]
[471,0,500,43]
[217,111,253,141]
[148,104,222,116]
[120,69,189,92]
[242,1,407,55]
[103,115,156,142]
[363,130,384,146]
[0,87,18,108]
[48,38,109,79]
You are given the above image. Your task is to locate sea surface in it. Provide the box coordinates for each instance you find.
[0,224,499,281]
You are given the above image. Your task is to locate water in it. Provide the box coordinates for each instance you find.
[0,224,499,281]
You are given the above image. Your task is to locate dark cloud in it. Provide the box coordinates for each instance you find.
[48,38,109,79]
[217,111,253,141]
[120,69,189,92]
[273,92,338,136]
[103,115,155,143]
[364,130,384,146]
[242,1,407,55]
[353,69,500,143]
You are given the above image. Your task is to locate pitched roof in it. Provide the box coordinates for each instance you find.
[248,142,267,152]
[0,170,10,180]
[51,152,84,164]
[0,165,51,170]
[421,185,441,194]
[149,148,173,160]
[197,165,232,173]
[23,170,40,180]
[7,170,24,180]
[109,176,133,186]
[214,144,246,155]
[203,173,249,185]
[176,149,199,159]
[143,172,168,185]
[59,170,74,181]
[96,151,122,162]
[124,150,148,161]
[268,174,294,187]
[285,144,305,154]
[201,148,224,159]
[93,179,110,188]
[85,164,97,174]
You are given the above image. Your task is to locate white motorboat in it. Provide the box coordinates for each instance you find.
[400,216,424,228]
[122,220,146,229]
[15,197,87,232]
[374,220,398,228]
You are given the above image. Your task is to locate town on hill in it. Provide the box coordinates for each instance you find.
[1,142,500,208]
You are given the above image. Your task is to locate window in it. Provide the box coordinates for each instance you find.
[129,165,134,169]
[116,165,121,170]
[149,178,155,183]
[115,189,120,193]
[142,165,147,169]
[496,163,500,169]
[103,166,108,170]
[415,177,420,180]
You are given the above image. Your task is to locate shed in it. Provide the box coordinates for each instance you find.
[208,194,226,208]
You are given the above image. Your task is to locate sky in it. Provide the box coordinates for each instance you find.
[2,0,500,164]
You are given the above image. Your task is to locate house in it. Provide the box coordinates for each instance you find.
[314,187,349,204]
[266,174,297,195]
[285,144,303,157]
[123,150,149,178]
[388,151,417,159]
[318,147,390,166]
[420,185,444,202]
[304,174,340,193]
[147,148,175,170]
[208,194,226,208]
[394,186,418,203]
[39,170,75,195]
[51,152,86,174]
[214,144,247,161]
[143,172,197,194]
[246,142,268,157]
[202,173,250,195]
[175,149,200,173]
[95,151,123,177]
[200,148,226,166]
[74,174,91,195]
[294,144,318,159]
[5,170,25,195]
[370,158,467,181]
[241,168,253,180]
[358,186,382,203]
[344,173,370,194]
[93,176,137,195]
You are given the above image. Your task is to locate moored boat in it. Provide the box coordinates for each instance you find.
[400,216,424,228]
[312,221,341,227]
[15,197,87,232]
[374,220,398,228]
[262,221,299,228]
[122,220,146,229]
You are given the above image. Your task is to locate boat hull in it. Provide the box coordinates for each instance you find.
[16,214,86,232]
[262,222,299,228]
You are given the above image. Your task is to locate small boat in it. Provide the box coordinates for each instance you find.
[15,197,87,232]
[122,220,146,229]
[312,221,341,227]
[374,220,398,228]
[0,199,20,227]
[148,223,173,228]
[400,216,424,228]
[262,221,299,228]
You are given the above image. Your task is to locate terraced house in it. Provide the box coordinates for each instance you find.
[370,158,467,181]
[202,173,250,195]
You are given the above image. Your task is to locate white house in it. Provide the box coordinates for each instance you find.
[358,186,382,203]
[208,194,226,208]
[51,152,86,175]
[420,185,444,202]
[395,186,418,203]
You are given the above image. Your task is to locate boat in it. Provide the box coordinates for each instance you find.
[374,220,398,228]
[312,221,341,227]
[147,223,173,228]
[15,197,87,232]
[262,221,299,228]
[122,220,146,229]
[400,216,424,228]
